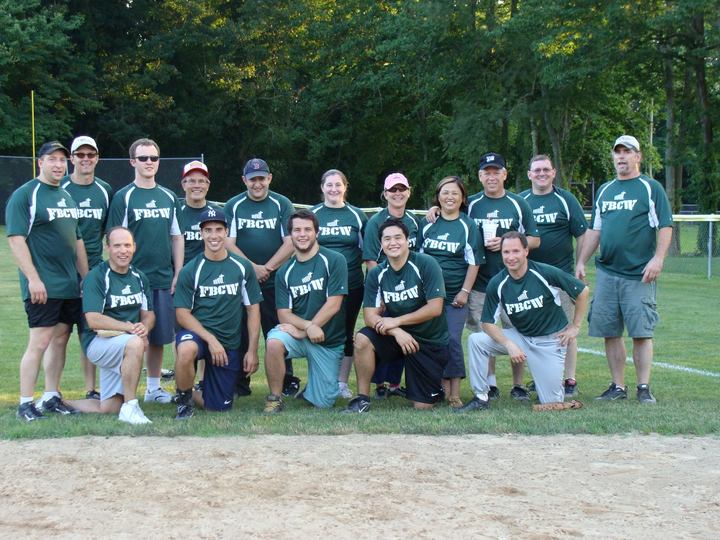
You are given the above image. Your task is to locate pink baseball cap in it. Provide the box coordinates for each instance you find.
[182,160,209,179]
[383,172,410,190]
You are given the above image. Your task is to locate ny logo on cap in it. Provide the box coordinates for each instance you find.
[208,209,216,217]
[486,155,495,162]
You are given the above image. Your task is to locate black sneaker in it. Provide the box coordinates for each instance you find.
[344,395,371,413]
[235,374,252,397]
[564,379,578,397]
[85,390,101,400]
[636,384,657,404]
[41,396,79,415]
[17,402,47,422]
[387,385,407,399]
[455,396,489,413]
[374,384,388,399]
[595,383,627,401]
[282,375,301,398]
[488,386,500,400]
[194,381,204,393]
[510,385,530,401]
[175,403,194,420]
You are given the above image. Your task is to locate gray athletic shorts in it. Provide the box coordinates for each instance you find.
[588,267,659,338]
[467,290,512,332]
[148,288,175,345]
[87,334,136,401]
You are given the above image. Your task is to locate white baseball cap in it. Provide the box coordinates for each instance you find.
[613,135,640,152]
[182,160,209,179]
[71,136,98,153]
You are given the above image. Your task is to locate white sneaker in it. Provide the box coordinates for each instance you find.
[119,401,152,425]
[144,387,173,403]
[338,382,353,399]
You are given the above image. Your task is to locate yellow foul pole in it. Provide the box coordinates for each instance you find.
[31,90,36,177]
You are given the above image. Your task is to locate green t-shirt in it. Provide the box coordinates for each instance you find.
[275,246,348,349]
[482,261,585,337]
[364,251,448,346]
[311,203,368,290]
[590,175,673,280]
[225,190,294,275]
[179,201,222,265]
[520,186,587,273]
[467,191,540,292]
[419,213,485,303]
[174,253,263,350]
[61,176,113,269]
[5,179,81,300]
[81,261,153,351]
[362,208,421,264]
[107,183,182,289]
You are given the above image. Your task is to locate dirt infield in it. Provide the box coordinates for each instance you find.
[1,434,718,539]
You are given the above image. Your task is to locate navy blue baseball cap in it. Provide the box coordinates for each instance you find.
[243,158,270,179]
[478,152,506,170]
[38,141,70,158]
[198,207,227,228]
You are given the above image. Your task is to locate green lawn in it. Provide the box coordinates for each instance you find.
[1,226,718,438]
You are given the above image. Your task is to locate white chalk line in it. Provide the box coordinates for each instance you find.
[578,347,720,379]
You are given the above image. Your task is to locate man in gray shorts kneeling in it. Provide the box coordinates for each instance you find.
[68,227,155,424]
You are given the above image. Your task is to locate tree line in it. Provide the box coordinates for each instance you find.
[1,0,718,212]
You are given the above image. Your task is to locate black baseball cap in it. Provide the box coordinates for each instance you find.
[198,207,227,228]
[478,152,506,170]
[38,141,70,158]
[243,158,270,179]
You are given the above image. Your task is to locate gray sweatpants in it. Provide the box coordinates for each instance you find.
[467,329,566,404]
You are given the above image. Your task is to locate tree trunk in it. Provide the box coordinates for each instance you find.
[662,56,681,255]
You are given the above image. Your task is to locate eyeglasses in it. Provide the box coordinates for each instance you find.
[183,178,209,185]
[530,167,553,174]
[135,155,160,162]
[386,185,409,193]
[73,152,98,159]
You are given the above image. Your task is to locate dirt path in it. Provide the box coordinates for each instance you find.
[0,435,718,539]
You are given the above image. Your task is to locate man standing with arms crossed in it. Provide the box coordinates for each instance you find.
[6,141,88,420]
[576,135,672,404]
[225,158,296,396]
[61,136,113,399]
[108,138,183,403]
[521,154,587,397]
[174,208,262,418]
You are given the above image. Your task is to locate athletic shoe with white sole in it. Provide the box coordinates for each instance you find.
[344,395,371,413]
[40,396,80,415]
[455,396,489,413]
[636,384,657,404]
[510,385,531,401]
[595,383,627,401]
[119,401,152,425]
[144,387,173,404]
[175,403,194,420]
[17,402,47,422]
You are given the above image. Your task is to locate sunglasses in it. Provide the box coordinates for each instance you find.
[73,152,98,159]
[385,185,409,193]
[135,155,160,162]
[530,167,553,174]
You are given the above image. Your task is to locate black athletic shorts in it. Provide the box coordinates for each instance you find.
[343,286,364,356]
[24,298,83,329]
[358,327,447,404]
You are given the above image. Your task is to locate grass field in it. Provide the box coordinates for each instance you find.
[1,226,718,439]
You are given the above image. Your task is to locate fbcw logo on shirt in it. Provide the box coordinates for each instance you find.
[383,285,419,303]
[198,282,239,297]
[601,190,637,212]
[47,206,79,221]
[236,215,277,229]
[110,292,144,308]
[481,217,513,229]
[394,280,405,292]
[146,200,157,208]
[517,290,528,301]
[423,237,460,253]
[505,294,544,314]
[121,284,132,295]
[57,198,67,208]
[213,274,225,285]
[79,198,92,208]
[290,277,325,298]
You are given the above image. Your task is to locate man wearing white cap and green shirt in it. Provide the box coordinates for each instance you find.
[575,135,673,404]
[178,160,220,265]
[61,136,113,400]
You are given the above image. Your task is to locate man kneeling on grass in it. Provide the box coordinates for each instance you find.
[68,227,154,424]
[263,209,348,413]
[173,208,262,419]
[458,231,589,412]
[345,219,449,413]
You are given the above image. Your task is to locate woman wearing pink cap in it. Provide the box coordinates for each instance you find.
[361,172,421,399]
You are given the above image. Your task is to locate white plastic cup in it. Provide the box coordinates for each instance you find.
[483,221,499,245]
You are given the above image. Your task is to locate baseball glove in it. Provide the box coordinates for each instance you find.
[532,400,583,412]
